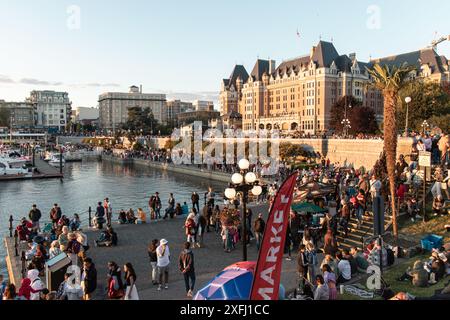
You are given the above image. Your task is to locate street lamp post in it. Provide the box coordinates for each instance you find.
[341,103,352,137]
[421,120,429,135]
[404,97,412,137]
[224,159,263,261]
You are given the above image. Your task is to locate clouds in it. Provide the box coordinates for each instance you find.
[0,75,120,88]
[19,78,63,86]
[166,91,219,104]
[0,75,14,83]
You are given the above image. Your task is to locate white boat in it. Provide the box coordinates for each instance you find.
[44,151,53,161]
[0,157,30,176]
[48,153,65,167]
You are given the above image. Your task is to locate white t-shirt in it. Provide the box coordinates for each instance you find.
[156,245,170,267]
[338,260,352,280]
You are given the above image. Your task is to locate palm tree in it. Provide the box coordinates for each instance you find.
[366,63,414,242]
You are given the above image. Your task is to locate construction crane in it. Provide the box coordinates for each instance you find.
[431,34,450,50]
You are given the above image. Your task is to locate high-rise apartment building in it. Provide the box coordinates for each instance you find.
[99,85,167,131]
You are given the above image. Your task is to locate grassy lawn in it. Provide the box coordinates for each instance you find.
[400,215,450,243]
[339,255,448,300]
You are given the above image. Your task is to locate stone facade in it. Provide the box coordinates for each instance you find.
[220,41,450,134]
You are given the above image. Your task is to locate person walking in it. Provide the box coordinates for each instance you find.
[297,245,308,293]
[81,258,97,300]
[184,214,196,245]
[28,204,42,232]
[124,263,139,300]
[148,240,159,285]
[156,239,170,291]
[179,242,196,298]
[254,213,266,251]
[107,262,124,300]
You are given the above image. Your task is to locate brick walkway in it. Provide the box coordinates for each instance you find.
[84,203,300,300]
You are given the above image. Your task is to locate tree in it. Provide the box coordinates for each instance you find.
[367,63,415,242]
[329,96,379,135]
[427,114,450,132]
[397,82,450,133]
[122,107,158,135]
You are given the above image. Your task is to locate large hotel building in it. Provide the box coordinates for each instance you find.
[220,40,450,134]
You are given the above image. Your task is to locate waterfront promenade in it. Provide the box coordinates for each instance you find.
[4,203,300,300]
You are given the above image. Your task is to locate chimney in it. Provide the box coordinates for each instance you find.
[140,85,143,94]
[310,46,316,59]
[349,53,356,61]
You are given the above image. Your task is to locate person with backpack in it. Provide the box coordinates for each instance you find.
[179,242,196,298]
[27,269,44,301]
[66,233,82,266]
[28,204,42,232]
[107,262,124,300]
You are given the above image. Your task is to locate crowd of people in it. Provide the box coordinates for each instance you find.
[2,131,449,301]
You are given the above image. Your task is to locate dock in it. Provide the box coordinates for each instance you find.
[0,157,63,181]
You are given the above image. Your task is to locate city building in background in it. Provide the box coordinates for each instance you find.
[220,40,450,134]
[192,100,215,111]
[0,100,35,129]
[26,90,72,132]
[99,85,167,131]
[166,99,193,125]
[72,107,100,126]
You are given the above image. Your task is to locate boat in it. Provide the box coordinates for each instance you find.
[48,153,65,167]
[0,157,31,176]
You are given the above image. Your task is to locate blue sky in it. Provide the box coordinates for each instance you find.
[0,0,449,107]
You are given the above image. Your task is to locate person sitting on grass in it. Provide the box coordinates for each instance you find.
[350,247,369,273]
[432,195,445,217]
[95,227,118,247]
[397,260,428,287]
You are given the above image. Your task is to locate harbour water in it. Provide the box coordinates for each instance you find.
[0,160,225,276]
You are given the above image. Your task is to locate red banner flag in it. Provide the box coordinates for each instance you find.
[250,173,298,300]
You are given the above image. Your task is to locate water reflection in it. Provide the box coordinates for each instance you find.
[0,160,225,273]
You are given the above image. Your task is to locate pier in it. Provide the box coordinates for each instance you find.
[0,157,63,181]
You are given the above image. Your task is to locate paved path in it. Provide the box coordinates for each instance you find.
[84,203,300,300]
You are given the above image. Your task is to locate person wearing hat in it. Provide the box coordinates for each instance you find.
[156,239,170,291]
